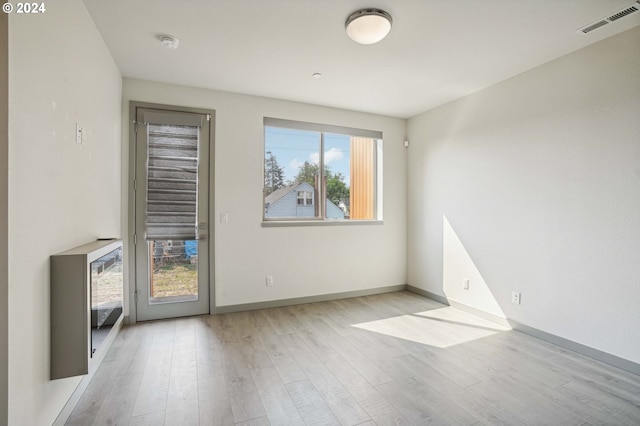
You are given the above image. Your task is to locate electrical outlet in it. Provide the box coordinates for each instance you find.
[512,291,521,304]
[220,213,229,224]
[462,279,469,290]
[266,276,273,286]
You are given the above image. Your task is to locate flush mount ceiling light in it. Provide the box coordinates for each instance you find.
[345,8,392,44]
[160,35,179,49]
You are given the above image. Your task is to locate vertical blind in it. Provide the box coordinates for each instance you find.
[145,123,199,240]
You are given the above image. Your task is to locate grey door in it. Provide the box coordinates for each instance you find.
[133,106,212,321]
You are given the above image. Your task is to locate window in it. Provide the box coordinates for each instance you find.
[297,191,313,206]
[263,118,382,222]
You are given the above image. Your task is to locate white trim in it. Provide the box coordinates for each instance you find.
[264,117,382,139]
[262,219,383,227]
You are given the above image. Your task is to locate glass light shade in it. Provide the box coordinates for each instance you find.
[345,9,392,45]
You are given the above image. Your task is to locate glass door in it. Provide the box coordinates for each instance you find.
[134,106,212,321]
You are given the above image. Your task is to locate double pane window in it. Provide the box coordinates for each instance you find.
[297,191,313,206]
[263,118,382,222]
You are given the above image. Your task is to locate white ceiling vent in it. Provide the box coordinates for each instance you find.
[577,1,640,34]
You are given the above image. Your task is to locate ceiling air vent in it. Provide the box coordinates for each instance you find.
[580,20,609,34]
[577,1,640,34]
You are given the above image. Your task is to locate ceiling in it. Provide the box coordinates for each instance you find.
[84,0,640,119]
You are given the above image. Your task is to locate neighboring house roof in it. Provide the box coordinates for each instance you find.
[265,182,345,219]
[265,182,314,206]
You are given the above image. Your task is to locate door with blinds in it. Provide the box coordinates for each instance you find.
[134,106,212,321]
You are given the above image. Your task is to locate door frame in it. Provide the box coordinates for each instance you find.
[127,101,215,324]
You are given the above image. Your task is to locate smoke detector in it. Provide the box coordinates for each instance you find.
[160,35,180,49]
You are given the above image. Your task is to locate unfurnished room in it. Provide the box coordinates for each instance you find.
[1,1,639,425]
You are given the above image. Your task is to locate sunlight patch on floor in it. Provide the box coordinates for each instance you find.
[352,307,510,348]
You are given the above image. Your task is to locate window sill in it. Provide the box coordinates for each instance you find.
[261,219,383,228]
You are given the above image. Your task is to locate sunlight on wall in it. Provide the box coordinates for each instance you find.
[352,307,509,348]
[443,215,506,319]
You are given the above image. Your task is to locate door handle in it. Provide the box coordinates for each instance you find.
[196,222,207,240]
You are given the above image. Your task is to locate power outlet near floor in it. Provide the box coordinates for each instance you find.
[512,291,521,304]
[266,276,274,287]
[462,279,470,290]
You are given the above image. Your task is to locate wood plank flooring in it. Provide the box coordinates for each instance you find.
[66,291,640,425]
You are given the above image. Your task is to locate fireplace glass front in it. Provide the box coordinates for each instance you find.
[90,245,123,356]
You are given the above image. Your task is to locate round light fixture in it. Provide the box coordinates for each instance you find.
[345,9,392,45]
[160,35,180,49]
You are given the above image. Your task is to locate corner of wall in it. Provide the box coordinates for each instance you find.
[7,1,123,423]
[405,27,640,367]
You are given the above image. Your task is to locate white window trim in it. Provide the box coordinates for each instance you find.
[262,219,383,228]
[264,117,382,139]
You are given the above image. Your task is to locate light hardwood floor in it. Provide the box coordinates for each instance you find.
[66,291,640,425]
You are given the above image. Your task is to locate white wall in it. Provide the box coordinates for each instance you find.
[8,1,122,424]
[407,27,640,364]
[1,11,8,426]
[123,79,407,310]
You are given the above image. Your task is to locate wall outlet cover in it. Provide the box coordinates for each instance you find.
[512,291,521,304]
